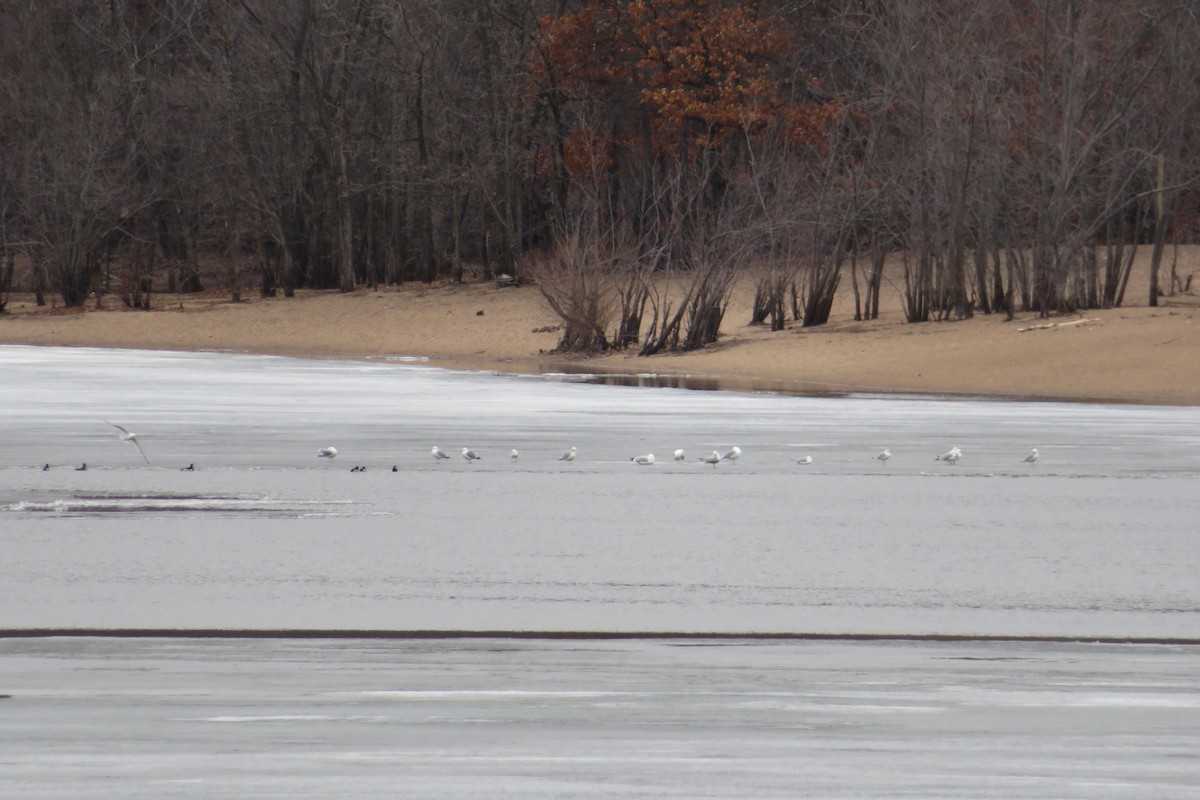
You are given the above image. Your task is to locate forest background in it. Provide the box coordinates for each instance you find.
[1,0,1198,371]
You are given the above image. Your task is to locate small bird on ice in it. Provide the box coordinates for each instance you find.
[673,449,685,461]
[431,446,451,461]
[796,455,813,465]
[699,451,722,467]
[510,449,519,463]
[559,446,576,462]
[104,420,150,464]
[318,446,338,459]
[1022,448,1039,463]
[721,446,742,463]
[935,446,962,464]
[874,448,891,464]
[461,447,481,463]
[631,453,655,465]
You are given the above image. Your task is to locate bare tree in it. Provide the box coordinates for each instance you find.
[8,4,149,307]
[527,226,612,353]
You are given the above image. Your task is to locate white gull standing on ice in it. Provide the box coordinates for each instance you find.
[631,453,655,465]
[935,446,962,464]
[431,446,451,461]
[1023,448,1039,463]
[318,446,338,460]
[461,447,482,463]
[558,446,576,462]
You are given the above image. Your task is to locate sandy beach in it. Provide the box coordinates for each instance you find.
[2,249,1198,405]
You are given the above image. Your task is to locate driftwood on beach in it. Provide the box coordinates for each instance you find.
[1016,319,1101,333]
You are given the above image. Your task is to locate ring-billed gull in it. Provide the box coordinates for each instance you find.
[795,455,813,465]
[318,446,338,459]
[461,447,482,463]
[104,421,150,464]
[631,453,655,465]
[431,446,451,461]
[558,446,576,462]
[510,449,519,463]
[721,446,741,462]
[935,446,962,464]
[874,448,891,463]
[699,451,721,467]
[673,449,685,461]
[1022,448,1039,463]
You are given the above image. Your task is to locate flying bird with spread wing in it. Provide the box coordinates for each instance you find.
[104,421,150,465]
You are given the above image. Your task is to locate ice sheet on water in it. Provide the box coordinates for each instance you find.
[1,345,1198,638]
[0,637,1197,799]
[2,344,1199,476]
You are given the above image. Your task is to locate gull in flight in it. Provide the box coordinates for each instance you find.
[510,449,519,463]
[559,446,576,462]
[1022,448,1039,463]
[721,446,742,463]
[631,453,655,465]
[318,446,338,459]
[699,450,722,467]
[431,446,451,461]
[874,448,891,464]
[104,420,150,464]
[795,455,813,465]
[935,446,962,464]
[461,447,482,463]
[673,449,685,462]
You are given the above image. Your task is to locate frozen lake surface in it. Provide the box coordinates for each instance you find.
[1,345,1198,797]
[1,636,1198,800]
[1,345,1197,638]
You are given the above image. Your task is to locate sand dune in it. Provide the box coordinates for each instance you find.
[2,250,1197,405]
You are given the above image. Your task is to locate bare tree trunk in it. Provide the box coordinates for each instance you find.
[1148,153,1169,307]
[0,247,12,313]
[335,135,355,293]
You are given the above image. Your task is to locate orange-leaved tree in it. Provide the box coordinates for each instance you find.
[531,0,839,180]
[528,0,843,354]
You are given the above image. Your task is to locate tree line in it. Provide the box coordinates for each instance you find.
[1,0,1197,353]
